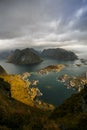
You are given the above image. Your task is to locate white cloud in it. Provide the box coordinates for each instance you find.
[75,8,84,18]
[75,6,87,18]
[47,19,62,31]
[68,6,87,28]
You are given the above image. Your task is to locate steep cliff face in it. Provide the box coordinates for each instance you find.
[42,48,78,61]
[50,84,87,130]
[0,65,7,75]
[7,48,43,64]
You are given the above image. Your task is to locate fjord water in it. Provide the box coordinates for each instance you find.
[0,57,87,106]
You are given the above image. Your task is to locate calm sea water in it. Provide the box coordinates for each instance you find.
[0,56,87,106]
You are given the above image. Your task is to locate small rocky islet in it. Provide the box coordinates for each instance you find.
[37,64,65,75]
[58,74,87,92]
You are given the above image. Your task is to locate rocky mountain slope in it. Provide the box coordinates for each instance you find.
[7,48,42,64]
[0,77,52,130]
[50,84,87,130]
[0,65,7,75]
[1,75,87,130]
[0,74,54,111]
[42,48,78,61]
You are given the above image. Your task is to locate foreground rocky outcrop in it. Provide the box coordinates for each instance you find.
[0,74,54,111]
[41,48,78,61]
[7,48,43,64]
[0,75,87,130]
[0,77,55,130]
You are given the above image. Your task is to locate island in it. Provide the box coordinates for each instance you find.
[37,64,65,75]
[41,48,78,61]
[7,48,43,64]
[58,74,87,92]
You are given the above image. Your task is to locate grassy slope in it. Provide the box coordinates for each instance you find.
[0,77,53,130]
[0,75,54,110]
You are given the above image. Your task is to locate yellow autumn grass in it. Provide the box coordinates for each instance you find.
[0,74,34,106]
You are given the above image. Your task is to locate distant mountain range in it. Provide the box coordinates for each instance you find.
[0,50,13,59]
[0,48,78,65]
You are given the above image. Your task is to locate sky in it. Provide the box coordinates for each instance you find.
[0,0,87,54]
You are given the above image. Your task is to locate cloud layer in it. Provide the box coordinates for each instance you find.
[0,0,87,52]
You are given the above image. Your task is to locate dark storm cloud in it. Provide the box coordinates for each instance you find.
[0,0,87,50]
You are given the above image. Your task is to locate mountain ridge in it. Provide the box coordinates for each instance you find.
[7,48,43,64]
[41,48,78,61]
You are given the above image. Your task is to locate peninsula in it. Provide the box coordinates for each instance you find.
[0,65,54,110]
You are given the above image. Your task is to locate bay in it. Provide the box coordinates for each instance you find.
[0,58,87,106]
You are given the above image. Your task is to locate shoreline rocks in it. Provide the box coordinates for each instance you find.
[58,74,87,92]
